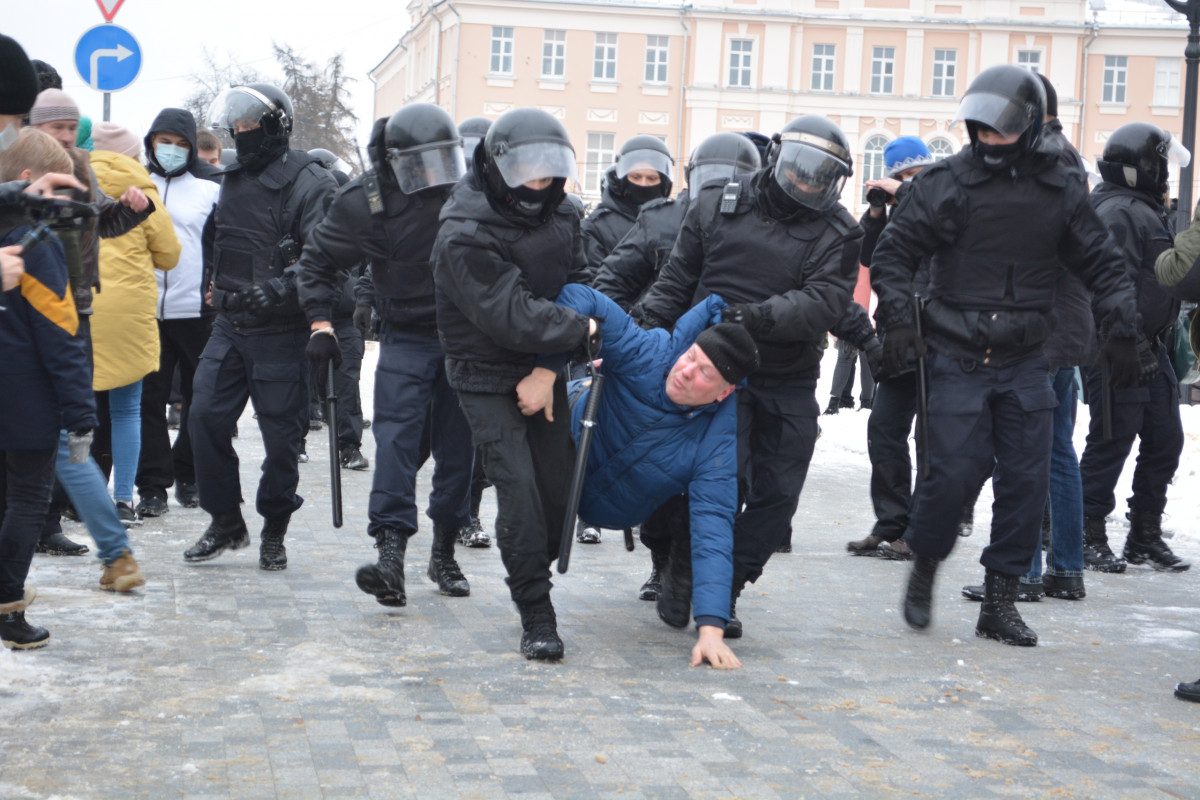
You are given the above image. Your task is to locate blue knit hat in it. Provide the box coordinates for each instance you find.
[884,136,933,178]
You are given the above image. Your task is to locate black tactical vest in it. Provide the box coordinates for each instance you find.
[371,187,448,331]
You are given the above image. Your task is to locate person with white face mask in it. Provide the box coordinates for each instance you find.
[134,108,221,519]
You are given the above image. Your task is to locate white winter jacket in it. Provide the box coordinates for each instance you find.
[150,170,219,320]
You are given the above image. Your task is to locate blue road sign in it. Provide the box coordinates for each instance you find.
[74,24,142,93]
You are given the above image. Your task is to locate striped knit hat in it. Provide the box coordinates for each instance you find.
[29,88,80,125]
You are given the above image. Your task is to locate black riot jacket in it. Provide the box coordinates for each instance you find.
[297,171,449,335]
[210,149,336,332]
[872,147,1139,366]
[592,194,688,310]
[580,182,640,270]
[1089,182,1178,343]
[432,173,591,393]
[635,171,863,379]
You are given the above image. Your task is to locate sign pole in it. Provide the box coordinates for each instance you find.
[103,92,111,122]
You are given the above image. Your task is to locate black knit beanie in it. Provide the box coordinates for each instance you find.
[695,323,760,385]
[0,35,39,116]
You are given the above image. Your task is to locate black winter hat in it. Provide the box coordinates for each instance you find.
[695,323,760,385]
[0,35,40,116]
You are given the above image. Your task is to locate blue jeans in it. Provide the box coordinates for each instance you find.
[107,380,142,502]
[56,430,131,566]
[1025,368,1084,582]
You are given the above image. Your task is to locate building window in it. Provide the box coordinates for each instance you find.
[584,132,616,193]
[931,49,956,97]
[1016,49,1041,73]
[1103,55,1127,104]
[645,35,669,83]
[594,33,617,81]
[812,44,835,92]
[861,134,889,201]
[928,137,956,160]
[729,39,754,88]
[542,30,566,78]
[490,26,514,75]
[1155,57,1181,106]
[871,47,895,94]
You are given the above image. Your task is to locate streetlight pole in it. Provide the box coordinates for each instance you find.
[1166,0,1200,229]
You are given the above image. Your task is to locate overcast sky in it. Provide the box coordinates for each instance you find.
[7,0,411,151]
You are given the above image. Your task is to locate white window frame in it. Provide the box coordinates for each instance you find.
[584,132,616,193]
[728,38,755,88]
[927,137,956,161]
[1155,57,1181,106]
[593,32,618,81]
[811,43,835,92]
[931,49,956,97]
[542,30,566,79]
[490,26,514,75]
[645,35,669,84]
[871,46,895,95]
[1016,49,1042,74]
[861,134,890,201]
[1102,55,1127,104]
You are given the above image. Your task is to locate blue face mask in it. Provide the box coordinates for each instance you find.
[155,142,189,174]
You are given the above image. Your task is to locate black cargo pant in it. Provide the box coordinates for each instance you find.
[0,449,58,605]
[189,317,308,521]
[867,371,918,542]
[457,379,574,606]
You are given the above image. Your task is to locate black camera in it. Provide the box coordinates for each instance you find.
[866,187,890,208]
[25,191,98,230]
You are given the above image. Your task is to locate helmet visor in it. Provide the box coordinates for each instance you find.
[462,135,483,161]
[616,148,673,181]
[773,141,849,210]
[686,164,736,199]
[1165,135,1192,169]
[492,141,578,186]
[388,143,467,193]
[207,87,275,133]
[953,91,1037,137]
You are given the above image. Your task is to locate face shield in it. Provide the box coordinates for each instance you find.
[772,140,850,211]
[462,136,483,162]
[616,148,673,182]
[387,141,467,194]
[491,140,578,187]
[686,164,737,199]
[1162,135,1191,170]
[953,91,1037,138]
[207,87,276,134]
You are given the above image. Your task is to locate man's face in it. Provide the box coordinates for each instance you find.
[36,119,78,150]
[153,131,190,153]
[232,120,260,135]
[198,148,221,167]
[626,167,662,187]
[976,128,1019,146]
[665,344,735,407]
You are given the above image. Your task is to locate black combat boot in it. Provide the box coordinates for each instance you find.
[975,569,1038,646]
[1124,510,1191,572]
[517,596,564,660]
[37,527,90,556]
[725,564,751,640]
[356,528,408,607]
[183,510,250,562]
[961,579,1043,602]
[903,556,939,630]
[1083,515,1127,572]
[259,516,290,571]
[822,396,840,415]
[638,550,667,601]
[427,524,470,596]
[0,598,49,650]
[656,534,692,629]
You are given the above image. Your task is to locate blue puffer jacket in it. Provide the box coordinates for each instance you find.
[557,284,737,627]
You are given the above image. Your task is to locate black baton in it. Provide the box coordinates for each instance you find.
[327,361,343,528]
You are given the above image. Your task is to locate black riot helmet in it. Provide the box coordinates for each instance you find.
[1098,122,1190,197]
[764,115,853,212]
[684,132,762,199]
[477,107,577,219]
[384,103,465,194]
[954,65,1045,169]
[207,83,293,169]
[307,148,339,169]
[458,116,492,169]
[610,134,674,204]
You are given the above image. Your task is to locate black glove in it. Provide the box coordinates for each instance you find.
[863,336,884,379]
[723,302,764,335]
[881,325,926,377]
[239,277,288,315]
[1103,336,1157,389]
[352,303,374,338]
[306,328,343,383]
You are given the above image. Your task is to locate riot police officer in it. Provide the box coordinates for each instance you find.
[871,66,1142,646]
[457,117,491,173]
[300,103,475,607]
[432,108,594,660]
[184,83,337,570]
[581,134,674,269]
[635,115,863,639]
[1079,122,1190,573]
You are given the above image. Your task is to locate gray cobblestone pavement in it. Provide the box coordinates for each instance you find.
[2,351,1199,799]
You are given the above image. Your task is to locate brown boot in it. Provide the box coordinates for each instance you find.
[846,533,885,555]
[100,550,145,592]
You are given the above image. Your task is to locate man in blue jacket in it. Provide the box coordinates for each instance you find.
[528,283,758,668]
